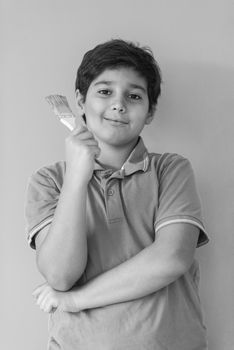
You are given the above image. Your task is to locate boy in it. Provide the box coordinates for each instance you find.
[25,39,209,349]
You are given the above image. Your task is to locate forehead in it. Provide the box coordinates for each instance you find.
[90,67,148,90]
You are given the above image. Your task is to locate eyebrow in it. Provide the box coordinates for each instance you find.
[93,81,147,93]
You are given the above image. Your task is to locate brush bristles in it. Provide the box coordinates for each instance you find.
[45,95,74,117]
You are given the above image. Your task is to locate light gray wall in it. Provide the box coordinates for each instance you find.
[2,1,233,349]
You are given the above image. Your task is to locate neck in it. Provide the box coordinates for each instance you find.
[96,138,139,170]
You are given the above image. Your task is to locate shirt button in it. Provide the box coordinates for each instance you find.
[103,171,113,179]
[107,189,114,196]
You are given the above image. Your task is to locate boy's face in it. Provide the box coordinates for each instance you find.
[76,67,153,149]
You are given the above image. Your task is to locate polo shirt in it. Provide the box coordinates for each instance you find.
[25,137,209,350]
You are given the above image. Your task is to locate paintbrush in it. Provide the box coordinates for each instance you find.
[45,94,84,131]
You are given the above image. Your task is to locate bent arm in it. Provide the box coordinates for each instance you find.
[74,223,199,310]
[36,179,88,291]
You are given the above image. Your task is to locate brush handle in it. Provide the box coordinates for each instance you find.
[60,116,76,131]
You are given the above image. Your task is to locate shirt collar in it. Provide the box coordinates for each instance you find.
[94,137,149,177]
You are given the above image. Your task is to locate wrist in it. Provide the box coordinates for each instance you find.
[71,287,88,312]
[63,173,89,191]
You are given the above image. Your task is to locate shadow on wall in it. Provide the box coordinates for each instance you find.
[143,60,234,350]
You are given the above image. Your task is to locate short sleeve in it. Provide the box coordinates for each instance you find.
[155,153,209,247]
[24,164,63,249]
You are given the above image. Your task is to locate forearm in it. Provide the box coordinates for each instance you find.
[33,224,198,313]
[37,178,88,290]
[74,243,187,310]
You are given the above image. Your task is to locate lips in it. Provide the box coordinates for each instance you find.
[104,117,128,125]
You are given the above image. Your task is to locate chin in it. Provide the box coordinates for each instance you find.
[103,135,138,148]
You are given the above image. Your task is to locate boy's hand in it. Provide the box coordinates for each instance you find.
[32,282,80,313]
[65,124,101,185]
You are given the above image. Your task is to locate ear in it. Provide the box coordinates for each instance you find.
[145,112,154,125]
[75,89,85,114]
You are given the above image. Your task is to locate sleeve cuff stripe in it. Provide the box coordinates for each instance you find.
[27,217,53,246]
[155,218,206,233]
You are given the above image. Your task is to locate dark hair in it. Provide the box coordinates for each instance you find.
[75,39,162,115]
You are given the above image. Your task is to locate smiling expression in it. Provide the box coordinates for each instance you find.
[76,67,154,148]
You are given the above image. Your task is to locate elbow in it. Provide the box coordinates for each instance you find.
[165,246,195,278]
[42,270,82,291]
[153,257,191,285]
[166,257,192,281]
[46,276,74,292]
[36,256,86,292]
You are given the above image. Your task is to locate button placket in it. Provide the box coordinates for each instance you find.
[105,180,124,223]
[107,189,114,196]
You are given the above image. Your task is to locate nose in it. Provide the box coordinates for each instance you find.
[111,100,126,113]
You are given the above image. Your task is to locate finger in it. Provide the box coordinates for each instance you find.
[32,282,48,298]
[36,286,51,306]
[46,303,56,313]
[40,294,55,313]
[83,139,99,147]
[39,302,52,313]
[44,304,54,313]
[76,144,100,156]
[70,124,87,135]
[75,115,86,129]
[90,146,101,158]
[42,294,58,313]
[37,293,50,312]
[77,131,96,141]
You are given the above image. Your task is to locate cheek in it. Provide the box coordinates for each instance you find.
[85,99,106,115]
[132,106,149,122]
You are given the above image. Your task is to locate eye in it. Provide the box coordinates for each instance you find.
[129,94,141,100]
[98,89,111,95]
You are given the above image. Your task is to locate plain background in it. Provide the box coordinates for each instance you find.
[1,0,234,349]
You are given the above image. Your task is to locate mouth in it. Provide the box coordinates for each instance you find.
[104,117,129,125]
